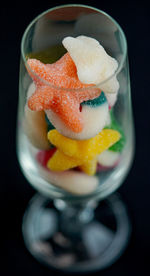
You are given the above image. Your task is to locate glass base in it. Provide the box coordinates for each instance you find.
[22,193,131,273]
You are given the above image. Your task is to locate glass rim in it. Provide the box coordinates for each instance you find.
[21,4,127,92]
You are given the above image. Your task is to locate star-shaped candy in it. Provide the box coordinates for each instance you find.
[27,53,101,133]
[46,129,121,175]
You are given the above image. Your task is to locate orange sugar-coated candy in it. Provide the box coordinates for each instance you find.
[27,53,90,89]
[27,53,101,133]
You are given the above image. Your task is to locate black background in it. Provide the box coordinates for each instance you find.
[1,0,150,275]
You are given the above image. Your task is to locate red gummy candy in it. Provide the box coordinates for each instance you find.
[36,148,56,168]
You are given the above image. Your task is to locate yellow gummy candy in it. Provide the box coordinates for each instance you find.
[79,157,97,176]
[47,129,121,162]
[47,129,121,175]
[47,149,82,171]
[48,129,78,156]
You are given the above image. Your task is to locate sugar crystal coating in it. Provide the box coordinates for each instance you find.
[62,36,119,93]
[27,80,109,140]
[47,129,121,175]
[79,157,97,176]
[27,53,91,89]
[27,53,101,133]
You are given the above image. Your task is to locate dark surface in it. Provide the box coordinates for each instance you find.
[1,0,150,275]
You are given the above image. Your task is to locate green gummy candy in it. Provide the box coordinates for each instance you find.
[81,92,107,107]
[105,110,126,152]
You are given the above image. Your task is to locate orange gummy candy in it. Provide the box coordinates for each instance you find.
[27,53,101,133]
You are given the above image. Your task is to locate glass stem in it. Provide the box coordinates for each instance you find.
[54,199,97,240]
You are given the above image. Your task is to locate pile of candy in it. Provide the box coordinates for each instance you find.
[24,36,125,194]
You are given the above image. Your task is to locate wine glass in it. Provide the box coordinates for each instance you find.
[16,4,134,273]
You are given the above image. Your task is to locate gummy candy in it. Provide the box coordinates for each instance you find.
[47,129,121,175]
[79,157,97,176]
[25,36,123,187]
[23,103,50,150]
[97,150,120,167]
[36,148,56,167]
[47,149,82,171]
[38,166,99,195]
[26,79,109,140]
[81,92,106,107]
[62,36,119,93]
[27,53,89,89]
[96,163,114,172]
[105,110,126,152]
[105,91,118,108]
[27,53,101,133]
[48,129,120,160]
[45,92,109,140]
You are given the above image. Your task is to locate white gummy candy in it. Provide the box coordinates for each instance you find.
[105,91,118,107]
[97,150,120,167]
[45,101,109,140]
[38,167,99,195]
[26,83,109,140]
[62,35,119,93]
[24,83,50,150]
